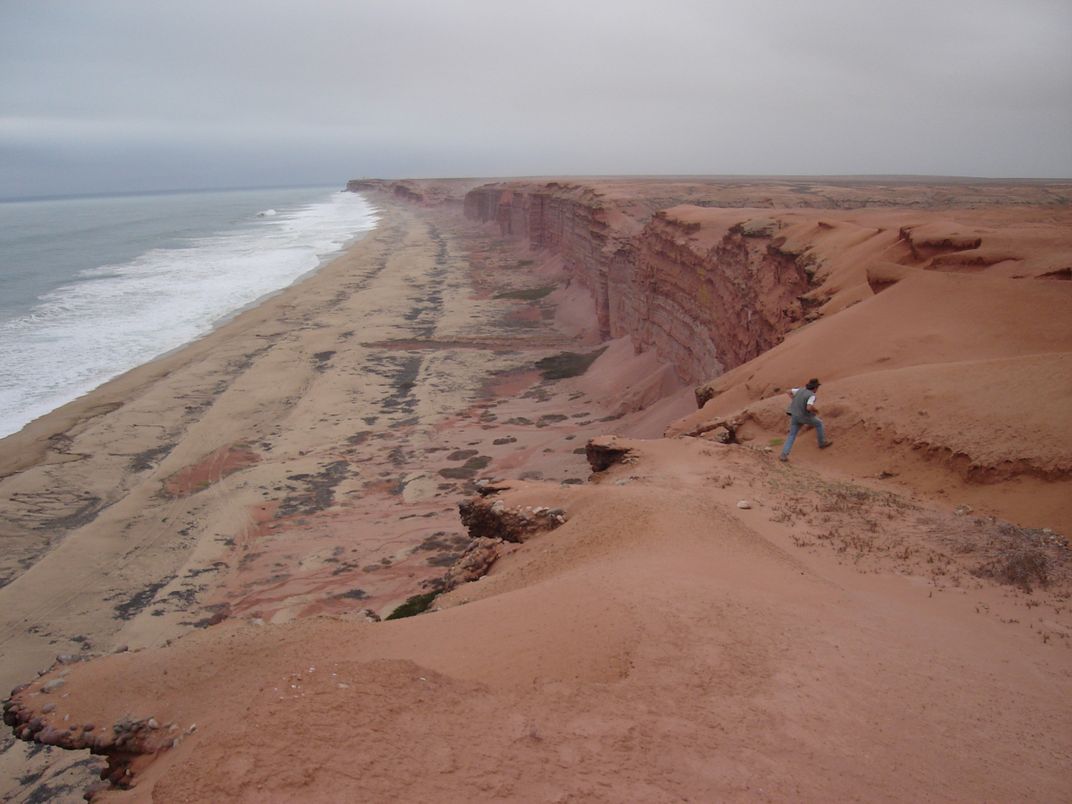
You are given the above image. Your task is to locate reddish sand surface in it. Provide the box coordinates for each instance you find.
[2,177,1071,802]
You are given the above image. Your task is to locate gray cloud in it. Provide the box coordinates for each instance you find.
[1,0,1069,196]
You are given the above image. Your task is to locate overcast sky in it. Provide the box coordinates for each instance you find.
[1,0,1070,197]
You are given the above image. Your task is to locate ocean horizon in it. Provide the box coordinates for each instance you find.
[0,185,379,439]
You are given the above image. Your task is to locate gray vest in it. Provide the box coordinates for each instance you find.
[789,387,815,420]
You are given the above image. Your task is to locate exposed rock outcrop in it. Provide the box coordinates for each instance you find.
[678,410,753,443]
[3,688,174,792]
[437,537,502,592]
[585,436,634,472]
[458,497,566,542]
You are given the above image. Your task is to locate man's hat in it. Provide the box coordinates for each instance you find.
[806,378,821,390]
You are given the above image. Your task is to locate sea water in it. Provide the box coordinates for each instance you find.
[0,186,379,439]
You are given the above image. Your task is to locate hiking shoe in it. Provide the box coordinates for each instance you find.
[779,455,789,462]
[819,441,834,449]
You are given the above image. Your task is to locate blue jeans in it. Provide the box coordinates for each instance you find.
[781,416,826,458]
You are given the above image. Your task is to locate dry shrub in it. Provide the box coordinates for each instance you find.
[973,546,1050,593]
[817,482,911,514]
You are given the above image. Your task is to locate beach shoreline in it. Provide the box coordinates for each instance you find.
[0,192,381,469]
[0,186,377,443]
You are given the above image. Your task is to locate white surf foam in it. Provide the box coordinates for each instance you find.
[0,191,379,439]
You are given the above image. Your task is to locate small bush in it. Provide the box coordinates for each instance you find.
[384,591,438,620]
[494,286,555,301]
[535,348,608,380]
[974,548,1050,593]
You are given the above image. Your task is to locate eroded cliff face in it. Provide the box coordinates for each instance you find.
[374,176,1071,391]
[465,184,620,337]
[621,212,813,383]
[348,178,481,206]
[464,184,813,384]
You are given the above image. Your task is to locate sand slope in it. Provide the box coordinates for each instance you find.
[678,266,1072,532]
[6,440,1070,801]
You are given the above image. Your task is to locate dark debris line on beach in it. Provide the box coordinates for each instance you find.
[535,347,608,380]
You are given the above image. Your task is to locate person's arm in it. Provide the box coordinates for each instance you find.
[786,388,798,400]
[806,393,818,414]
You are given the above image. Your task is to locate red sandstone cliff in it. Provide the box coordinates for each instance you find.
[463,184,816,383]
[348,178,482,206]
[462,180,1072,388]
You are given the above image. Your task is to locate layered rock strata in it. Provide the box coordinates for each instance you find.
[458,496,566,542]
[463,181,1072,390]
[464,185,813,384]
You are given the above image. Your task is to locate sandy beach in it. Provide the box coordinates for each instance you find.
[2,177,1071,801]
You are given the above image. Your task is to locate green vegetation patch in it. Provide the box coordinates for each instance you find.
[438,455,491,479]
[494,285,555,301]
[535,347,608,381]
[384,591,439,620]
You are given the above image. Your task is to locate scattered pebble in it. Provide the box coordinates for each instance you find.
[41,678,66,693]
[737,500,752,510]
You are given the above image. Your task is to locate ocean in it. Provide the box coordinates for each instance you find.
[0,186,379,439]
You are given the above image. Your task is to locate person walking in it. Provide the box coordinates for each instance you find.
[780,378,832,462]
